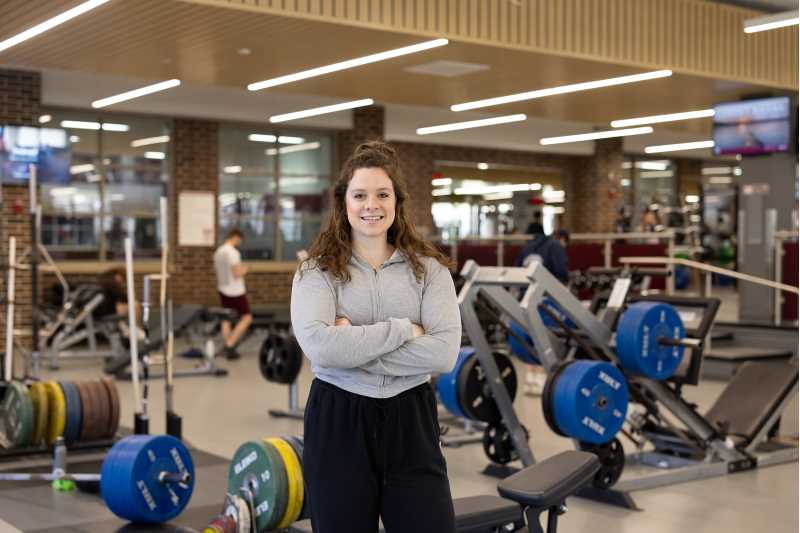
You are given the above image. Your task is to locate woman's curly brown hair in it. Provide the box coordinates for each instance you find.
[300,141,452,282]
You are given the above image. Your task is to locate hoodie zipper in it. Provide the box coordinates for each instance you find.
[375,266,388,398]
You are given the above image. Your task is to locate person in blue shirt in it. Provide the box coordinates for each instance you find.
[515,224,570,283]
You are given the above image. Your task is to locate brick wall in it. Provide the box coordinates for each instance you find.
[336,105,385,172]
[564,138,624,234]
[1,68,40,365]
[676,158,703,196]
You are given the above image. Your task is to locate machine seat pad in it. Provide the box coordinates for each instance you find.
[497,451,599,509]
[288,495,521,533]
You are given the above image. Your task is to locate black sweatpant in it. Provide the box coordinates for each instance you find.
[303,379,456,533]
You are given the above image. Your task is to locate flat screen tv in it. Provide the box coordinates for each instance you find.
[0,125,72,184]
[712,96,792,156]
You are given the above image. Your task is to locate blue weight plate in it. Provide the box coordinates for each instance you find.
[105,435,195,523]
[58,382,82,444]
[436,346,474,418]
[552,361,628,445]
[507,322,539,364]
[616,302,685,380]
[101,436,141,520]
[539,298,577,330]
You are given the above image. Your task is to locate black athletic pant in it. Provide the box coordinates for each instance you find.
[303,378,456,533]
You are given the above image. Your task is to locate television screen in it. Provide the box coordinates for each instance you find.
[712,96,792,156]
[0,125,72,184]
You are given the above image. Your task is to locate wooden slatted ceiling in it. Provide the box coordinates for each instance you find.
[0,0,791,133]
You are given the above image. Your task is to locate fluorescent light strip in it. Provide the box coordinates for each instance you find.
[60,120,129,132]
[0,0,110,53]
[266,142,321,155]
[645,140,714,154]
[431,178,452,186]
[540,127,652,145]
[451,70,672,112]
[702,166,732,175]
[145,151,165,160]
[611,109,714,128]
[223,165,243,174]
[248,134,305,144]
[248,38,448,91]
[92,79,181,108]
[744,10,799,33]
[38,114,52,124]
[640,170,674,179]
[269,98,374,123]
[709,176,733,184]
[130,135,170,148]
[453,183,541,195]
[417,114,526,135]
[69,165,94,175]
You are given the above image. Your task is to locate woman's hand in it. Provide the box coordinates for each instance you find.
[412,323,425,337]
[334,316,352,327]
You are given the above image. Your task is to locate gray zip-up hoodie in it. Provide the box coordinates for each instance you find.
[290,250,461,398]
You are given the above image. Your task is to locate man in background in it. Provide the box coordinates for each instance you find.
[213,228,252,360]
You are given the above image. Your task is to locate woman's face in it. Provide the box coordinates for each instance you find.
[345,167,396,243]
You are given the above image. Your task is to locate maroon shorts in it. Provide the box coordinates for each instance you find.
[219,292,251,317]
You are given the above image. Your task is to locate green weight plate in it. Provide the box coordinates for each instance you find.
[228,440,288,532]
[28,382,49,446]
[0,381,34,447]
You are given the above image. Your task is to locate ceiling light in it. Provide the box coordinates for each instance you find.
[623,160,670,171]
[709,176,733,184]
[744,10,799,33]
[453,183,541,195]
[432,189,452,196]
[621,178,632,187]
[639,170,674,179]
[685,195,700,203]
[431,178,452,186]
[38,114,52,124]
[733,167,742,176]
[477,162,489,170]
[483,192,513,201]
[265,142,321,155]
[248,38,448,91]
[144,151,165,160]
[0,0,110,53]
[130,135,170,147]
[610,109,714,128]
[92,79,181,108]
[69,135,80,143]
[702,166,732,175]
[248,134,306,144]
[270,99,374,123]
[543,189,565,203]
[60,120,130,132]
[540,127,652,145]
[238,48,252,56]
[69,165,94,175]
[645,140,714,153]
[451,70,672,112]
[417,114,526,135]
[223,165,243,174]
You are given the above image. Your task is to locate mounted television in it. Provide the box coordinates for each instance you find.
[712,96,792,156]
[0,125,71,184]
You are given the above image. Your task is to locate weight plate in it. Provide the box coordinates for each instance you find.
[58,382,82,444]
[228,440,288,532]
[539,298,577,330]
[28,382,49,446]
[436,347,474,418]
[260,334,303,384]
[551,361,628,445]
[43,381,66,445]
[76,382,95,442]
[0,381,34,447]
[90,381,110,441]
[283,436,309,521]
[102,435,195,524]
[506,323,539,365]
[280,335,304,385]
[266,437,303,529]
[482,422,527,465]
[541,362,571,438]
[457,352,517,423]
[100,378,120,438]
[258,336,276,381]
[579,438,626,489]
[616,301,685,380]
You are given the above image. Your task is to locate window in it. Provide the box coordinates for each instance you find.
[218,124,332,260]
[38,109,169,259]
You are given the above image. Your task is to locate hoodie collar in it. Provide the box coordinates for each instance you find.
[351,248,406,270]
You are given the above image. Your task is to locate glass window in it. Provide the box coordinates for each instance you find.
[37,109,169,259]
[219,125,332,260]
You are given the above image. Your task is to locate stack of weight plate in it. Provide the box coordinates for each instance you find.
[0,379,120,449]
[227,436,308,532]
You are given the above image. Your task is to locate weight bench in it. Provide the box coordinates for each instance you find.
[289,451,599,533]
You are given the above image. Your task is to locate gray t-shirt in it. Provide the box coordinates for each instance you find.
[290,250,461,399]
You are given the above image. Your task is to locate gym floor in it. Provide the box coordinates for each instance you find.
[2,315,795,533]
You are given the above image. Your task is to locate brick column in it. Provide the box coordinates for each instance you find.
[1,68,41,363]
[170,119,220,306]
[565,138,624,233]
[675,158,703,198]
[336,105,385,171]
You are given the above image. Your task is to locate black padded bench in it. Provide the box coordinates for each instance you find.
[290,451,599,533]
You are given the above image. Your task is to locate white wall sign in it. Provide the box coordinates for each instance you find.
[178,191,215,246]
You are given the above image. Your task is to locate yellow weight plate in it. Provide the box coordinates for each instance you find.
[28,383,49,446]
[266,437,304,529]
[43,381,65,445]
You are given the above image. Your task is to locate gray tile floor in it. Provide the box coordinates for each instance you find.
[28,319,798,533]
